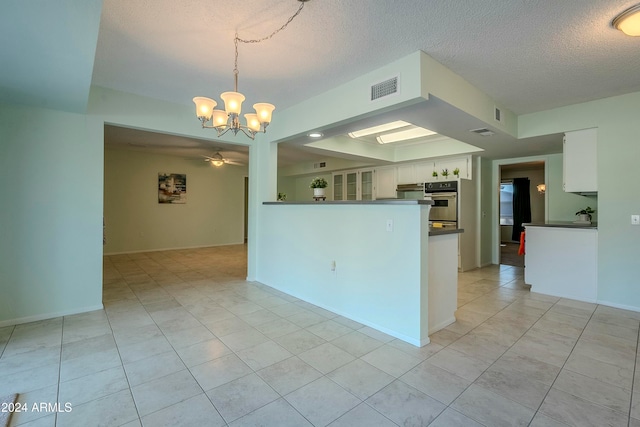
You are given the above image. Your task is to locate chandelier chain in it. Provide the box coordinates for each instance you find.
[233,1,306,82]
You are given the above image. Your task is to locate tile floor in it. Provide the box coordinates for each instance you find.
[1,245,639,426]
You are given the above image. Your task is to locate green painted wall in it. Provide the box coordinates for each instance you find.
[104,148,247,253]
[519,91,640,310]
[0,104,103,325]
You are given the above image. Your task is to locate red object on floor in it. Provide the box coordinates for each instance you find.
[518,231,525,255]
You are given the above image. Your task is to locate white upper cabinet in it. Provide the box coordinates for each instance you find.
[396,164,418,184]
[563,128,597,193]
[375,167,397,199]
[333,169,376,200]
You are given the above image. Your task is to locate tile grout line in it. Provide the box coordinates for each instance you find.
[523,300,597,426]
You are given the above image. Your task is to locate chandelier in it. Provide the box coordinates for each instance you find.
[193,0,309,140]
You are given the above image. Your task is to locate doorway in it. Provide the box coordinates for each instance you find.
[498,161,546,267]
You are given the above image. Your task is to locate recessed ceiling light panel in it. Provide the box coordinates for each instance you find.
[308,132,323,138]
[376,127,437,144]
[348,120,411,138]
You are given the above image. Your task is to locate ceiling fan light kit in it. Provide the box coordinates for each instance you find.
[193,0,309,140]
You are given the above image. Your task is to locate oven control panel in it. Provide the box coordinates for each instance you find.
[425,181,458,193]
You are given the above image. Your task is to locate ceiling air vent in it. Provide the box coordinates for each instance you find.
[371,76,398,101]
[313,162,326,169]
[470,128,495,137]
[494,107,502,123]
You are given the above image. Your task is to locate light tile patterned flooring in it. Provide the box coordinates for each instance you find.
[1,245,639,426]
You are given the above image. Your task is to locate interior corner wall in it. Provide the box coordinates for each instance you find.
[104,148,247,254]
[0,104,103,326]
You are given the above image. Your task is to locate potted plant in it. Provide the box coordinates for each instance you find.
[277,192,287,201]
[441,168,450,178]
[310,177,328,198]
[575,206,595,223]
[432,171,438,179]
[453,167,460,178]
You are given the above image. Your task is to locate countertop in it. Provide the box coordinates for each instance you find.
[263,200,432,205]
[523,221,597,229]
[429,228,464,236]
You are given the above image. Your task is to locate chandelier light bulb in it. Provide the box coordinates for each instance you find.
[253,103,275,124]
[212,110,228,128]
[192,97,216,121]
[244,113,261,132]
[221,92,245,115]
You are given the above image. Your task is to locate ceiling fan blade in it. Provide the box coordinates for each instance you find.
[225,160,245,166]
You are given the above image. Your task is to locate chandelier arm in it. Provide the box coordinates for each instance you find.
[238,127,257,140]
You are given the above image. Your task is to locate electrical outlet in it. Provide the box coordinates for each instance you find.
[632,215,640,225]
[331,261,336,271]
[386,219,393,232]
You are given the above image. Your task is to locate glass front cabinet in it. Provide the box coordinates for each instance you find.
[333,169,375,201]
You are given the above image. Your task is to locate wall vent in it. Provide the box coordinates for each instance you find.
[470,128,495,137]
[494,106,503,123]
[371,76,398,101]
[313,162,326,169]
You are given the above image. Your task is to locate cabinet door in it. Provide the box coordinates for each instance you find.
[414,162,434,183]
[333,173,344,201]
[360,169,375,200]
[563,128,597,193]
[346,172,358,200]
[375,167,397,199]
[397,164,416,184]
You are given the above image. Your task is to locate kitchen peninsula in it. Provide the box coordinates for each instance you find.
[524,222,598,302]
[257,199,462,347]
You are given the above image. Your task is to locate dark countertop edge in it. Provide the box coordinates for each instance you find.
[524,222,597,229]
[263,200,433,205]
[429,228,464,236]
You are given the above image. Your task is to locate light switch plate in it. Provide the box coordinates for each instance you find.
[632,215,640,225]
[386,219,393,232]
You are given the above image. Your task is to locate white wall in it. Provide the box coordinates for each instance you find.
[104,148,247,253]
[256,203,430,345]
[0,104,103,326]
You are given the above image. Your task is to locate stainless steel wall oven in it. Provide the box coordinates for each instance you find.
[424,181,458,227]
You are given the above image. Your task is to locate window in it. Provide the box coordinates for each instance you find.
[500,182,514,225]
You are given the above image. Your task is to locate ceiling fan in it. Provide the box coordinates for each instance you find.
[202,150,245,167]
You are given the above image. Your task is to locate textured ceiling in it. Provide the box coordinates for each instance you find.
[3,1,640,163]
[92,0,640,116]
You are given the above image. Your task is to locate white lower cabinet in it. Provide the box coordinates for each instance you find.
[524,226,597,302]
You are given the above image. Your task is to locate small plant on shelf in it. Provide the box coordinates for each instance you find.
[309,177,328,188]
[277,192,287,201]
[441,168,450,178]
[453,167,460,177]
[575,206,595,221]
[432,171,438,177]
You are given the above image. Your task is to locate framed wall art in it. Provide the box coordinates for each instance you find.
[158,173,186,204]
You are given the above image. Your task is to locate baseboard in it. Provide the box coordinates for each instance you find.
[428,317,456,335]
[595,299,640,313]
[103,242,245,256]
[0,304,104,328]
